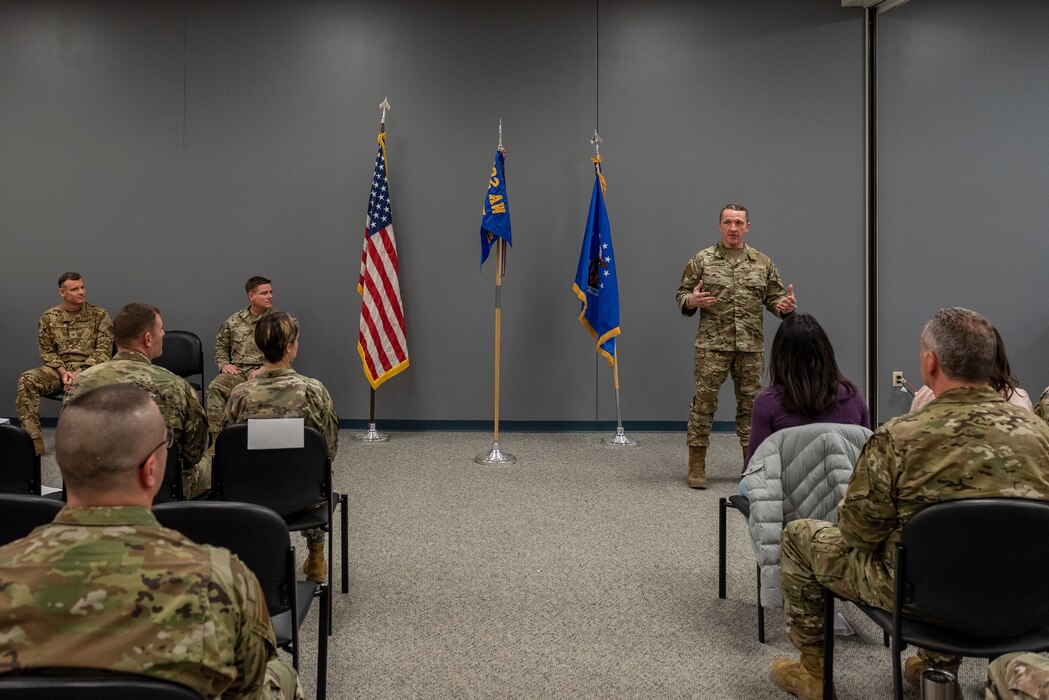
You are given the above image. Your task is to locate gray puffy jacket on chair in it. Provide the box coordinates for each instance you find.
[739,422,872,608]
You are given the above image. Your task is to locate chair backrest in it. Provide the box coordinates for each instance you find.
[153,501,293,620]
[153,331,204,385]
[0,494,63,546]
[212,423,330,519]
[899,497,1049,638]
[152,448,183,504]
[0,424,42,496]
[0,668,204,699]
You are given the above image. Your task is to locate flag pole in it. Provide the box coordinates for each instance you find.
[356,96,394,443]
[476,120,516,466]
[602,346,638,446]
[589,132,637,448]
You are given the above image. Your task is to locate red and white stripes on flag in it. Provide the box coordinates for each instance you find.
[357,128,408,389]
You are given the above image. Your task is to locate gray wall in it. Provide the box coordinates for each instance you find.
[1,0,868,427]
[877,0,1049,419]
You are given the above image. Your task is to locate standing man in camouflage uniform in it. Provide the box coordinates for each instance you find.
[0,384,301,699]
[223,312,339,583]
[16,272,113,455]
[206,275,274,446]
[64,303,211,499]
[771,308,1049,700]
[675,204,795,488]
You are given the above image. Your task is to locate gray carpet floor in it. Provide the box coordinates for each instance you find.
[40,430,992,699]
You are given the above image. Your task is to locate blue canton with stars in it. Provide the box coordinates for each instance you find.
[368,145,392,235]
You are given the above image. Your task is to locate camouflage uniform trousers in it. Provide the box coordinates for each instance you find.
[688,349,763,449]
[781,518,960,668]
[15,366,64,441]
[265,660,304,700]
[183,454,212,500]
[986,652,1049,699]
[205,370,257,443]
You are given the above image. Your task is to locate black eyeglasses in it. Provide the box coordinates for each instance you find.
[138,427,175,470]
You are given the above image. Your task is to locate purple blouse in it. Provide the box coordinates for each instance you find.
[745,383,870,467]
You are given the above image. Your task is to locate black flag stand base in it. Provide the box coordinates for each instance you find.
[355,422,390,443]
[603,426,639,447]
[475,440,517,466]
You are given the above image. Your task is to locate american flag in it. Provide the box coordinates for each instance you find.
[357,128,408,389]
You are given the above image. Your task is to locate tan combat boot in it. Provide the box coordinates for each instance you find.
[303,540,327,583]
[32,436,45,456]
[771,653,836,700]
[687,446,707,489]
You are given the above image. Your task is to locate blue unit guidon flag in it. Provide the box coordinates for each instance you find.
[479,149,512,274]
[571,157,621,365]
[357,128,409,389]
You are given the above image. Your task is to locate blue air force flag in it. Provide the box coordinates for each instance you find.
[479,149,512,270]
[571,158,621,365]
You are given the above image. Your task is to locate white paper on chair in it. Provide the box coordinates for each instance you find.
[247,418,304,450]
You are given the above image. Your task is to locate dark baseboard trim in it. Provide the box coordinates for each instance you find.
[23,417,747,433]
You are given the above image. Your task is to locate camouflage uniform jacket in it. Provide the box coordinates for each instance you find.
[839,386,1049,571]
[63,351,209,466]
[225,367,339,458]
[675,242,790,351]
[0,506,278,698]
[214,307,271,371]
[37,303,113,370]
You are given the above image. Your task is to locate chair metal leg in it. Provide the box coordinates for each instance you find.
[756,564,765,643]
[288,547,301,672]
[823,592,836,700]
[340,493,349,595]
[718,498,727,599]
[891,633,903,699]
[317,584,330,700]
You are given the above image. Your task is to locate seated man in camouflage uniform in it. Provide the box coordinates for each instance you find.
[64,303,211,499]
[16,272,112,455]
[223,311,339,583]
[0,384,301,699]
[987,653,1049,700]
[771,308,1049,700]
[205,275,274,447]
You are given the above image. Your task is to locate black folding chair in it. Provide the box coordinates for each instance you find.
[718,495,765,642]
[213,423,349,599]
[0,669,204,699]
[0,424,42,496]
[823,498,1049,699]
[152,448,184,504]
[0,494,63,546]
[153,330,206,399]
[154,501,328,700]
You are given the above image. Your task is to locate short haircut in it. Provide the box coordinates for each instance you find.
[113,303,160,347]
[719,203,749,223]
[56,384,164,494]
[246,276,272,294]
[57,272,82,288]
[254,311,298,364]
[920,307,996,383]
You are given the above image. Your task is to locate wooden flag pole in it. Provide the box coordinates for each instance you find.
[476,124,516,465]
[493,239,503,442]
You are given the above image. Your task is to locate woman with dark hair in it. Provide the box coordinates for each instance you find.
[745,314,869,468]
[911,326,1032,411]
[223,311,339,583]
